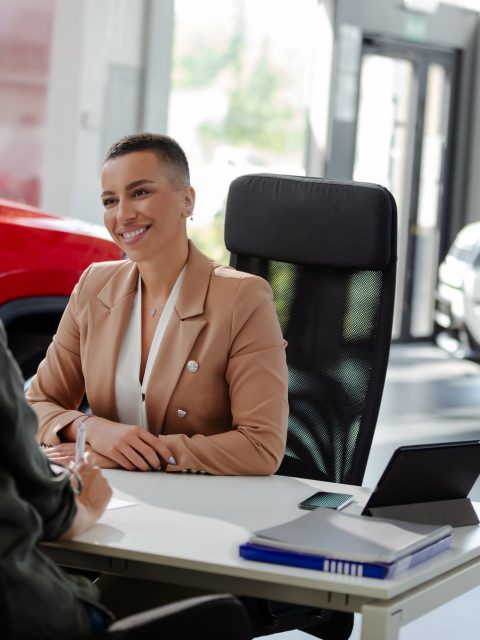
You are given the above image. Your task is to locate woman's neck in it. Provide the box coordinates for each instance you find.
[138,239,189,301]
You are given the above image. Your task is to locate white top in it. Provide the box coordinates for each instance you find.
[115,268,185,428]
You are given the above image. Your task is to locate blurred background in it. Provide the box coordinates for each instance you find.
[3,3,480,637]
[2,0,480,349]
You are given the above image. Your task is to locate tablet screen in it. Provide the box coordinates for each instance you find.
[362,440,480,515]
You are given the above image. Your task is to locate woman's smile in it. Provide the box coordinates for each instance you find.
[101,150,196,264]
[117,224,151,245]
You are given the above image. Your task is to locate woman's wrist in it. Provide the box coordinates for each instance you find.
[61,415,93,443]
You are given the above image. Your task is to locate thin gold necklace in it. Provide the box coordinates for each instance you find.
[147,302,166,318]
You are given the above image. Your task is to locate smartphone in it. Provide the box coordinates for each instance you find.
[298,491,355,511]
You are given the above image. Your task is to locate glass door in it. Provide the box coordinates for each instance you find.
[410,63,452,338]
[352,39,456,341]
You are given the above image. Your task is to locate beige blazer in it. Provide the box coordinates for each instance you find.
[27,242,288,475]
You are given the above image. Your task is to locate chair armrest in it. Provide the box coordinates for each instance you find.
[105,593,252,639]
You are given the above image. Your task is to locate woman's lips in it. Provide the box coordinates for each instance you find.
[117,225,150,245]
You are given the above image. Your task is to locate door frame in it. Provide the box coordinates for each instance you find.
[328,34,460,341]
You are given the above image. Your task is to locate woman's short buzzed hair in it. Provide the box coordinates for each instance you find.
[104,132,190,188]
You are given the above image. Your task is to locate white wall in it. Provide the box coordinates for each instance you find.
[305,0,336,177]
[42,0,85,218]
[42,0,172,223]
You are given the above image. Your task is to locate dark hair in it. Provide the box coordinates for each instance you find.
[104,132,190,188]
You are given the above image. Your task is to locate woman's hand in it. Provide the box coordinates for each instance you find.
[86,417,175,471]
[44,443,119,468]
[60,453,113,540]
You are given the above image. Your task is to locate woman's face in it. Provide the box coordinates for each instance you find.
[101,150,195,262]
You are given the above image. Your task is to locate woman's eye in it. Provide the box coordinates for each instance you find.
[102,198,116,207]
[133,188,149,198]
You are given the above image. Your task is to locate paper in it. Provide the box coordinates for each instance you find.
[107,497,137,510]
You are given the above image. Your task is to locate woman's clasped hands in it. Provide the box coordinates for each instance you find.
[45,417,176,471]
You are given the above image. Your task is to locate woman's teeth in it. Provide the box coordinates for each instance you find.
[122,226,147,239]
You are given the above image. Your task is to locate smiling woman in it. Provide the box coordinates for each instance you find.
[101,149,194,274]
[26,132,289,477]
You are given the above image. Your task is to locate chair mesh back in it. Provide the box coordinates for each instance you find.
[226,174,397,485]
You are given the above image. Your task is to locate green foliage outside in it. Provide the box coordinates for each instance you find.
[173,4,305,260]
[189,207,229,265]
[174,11,304,156]
[174,28,242,89]
[198,45,303,154]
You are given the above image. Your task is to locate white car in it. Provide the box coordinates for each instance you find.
[434,221,480,361]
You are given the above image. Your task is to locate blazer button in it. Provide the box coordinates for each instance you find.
[186,360,199,373]
[176,409,187,418]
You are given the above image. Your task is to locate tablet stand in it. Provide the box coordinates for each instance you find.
[366,498,479,527]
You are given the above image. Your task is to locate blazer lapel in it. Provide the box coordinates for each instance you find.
[145,242,212,434]
[85,261,138,421]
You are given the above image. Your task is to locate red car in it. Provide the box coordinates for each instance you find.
[0,198,124,377]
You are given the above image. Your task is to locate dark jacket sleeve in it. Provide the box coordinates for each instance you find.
[0,322,76,540]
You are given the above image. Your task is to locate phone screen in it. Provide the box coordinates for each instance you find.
[298,491,354,511]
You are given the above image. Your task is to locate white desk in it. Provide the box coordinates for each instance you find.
[44,471,480,640]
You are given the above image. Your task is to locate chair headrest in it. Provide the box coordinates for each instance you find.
[225,174,396,269]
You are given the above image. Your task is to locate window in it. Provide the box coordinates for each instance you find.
[168,0,315,261]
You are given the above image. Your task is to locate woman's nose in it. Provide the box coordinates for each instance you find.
[117,199,136,222]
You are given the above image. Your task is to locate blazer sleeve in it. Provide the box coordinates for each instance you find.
[161,276,289,475]
[26,268,91,444]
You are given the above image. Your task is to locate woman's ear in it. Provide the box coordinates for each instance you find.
[184,186,195,215]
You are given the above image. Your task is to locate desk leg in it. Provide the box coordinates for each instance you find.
[359,554,480,639]
[360,604,402,640]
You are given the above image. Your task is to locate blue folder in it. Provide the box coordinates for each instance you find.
[239,535,451,580]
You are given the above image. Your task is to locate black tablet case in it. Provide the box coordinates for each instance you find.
[362,441,480,527]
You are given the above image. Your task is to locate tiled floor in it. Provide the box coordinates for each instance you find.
[258,343,480,640]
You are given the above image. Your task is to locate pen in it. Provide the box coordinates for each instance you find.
[75,418,88,465]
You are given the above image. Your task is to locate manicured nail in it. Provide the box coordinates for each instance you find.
[168,456,177,465]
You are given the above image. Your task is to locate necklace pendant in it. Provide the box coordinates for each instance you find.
[149,308,157,317]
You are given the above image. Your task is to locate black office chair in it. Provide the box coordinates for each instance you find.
[225,173,397,638]
[0,565,252,640]
[105,593,252,639]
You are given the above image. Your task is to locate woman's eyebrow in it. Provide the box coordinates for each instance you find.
[101,179,155,198]
[125,179,155,190]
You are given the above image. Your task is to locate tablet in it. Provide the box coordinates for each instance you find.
[362,440,480,516]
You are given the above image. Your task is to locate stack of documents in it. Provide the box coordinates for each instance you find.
[240,508,452,579]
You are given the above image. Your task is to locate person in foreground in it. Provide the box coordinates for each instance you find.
[0,320,113,637]
[0,322,254,639]
[27,132,288,475]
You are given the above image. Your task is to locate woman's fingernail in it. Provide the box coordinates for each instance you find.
[168,456,177,465]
